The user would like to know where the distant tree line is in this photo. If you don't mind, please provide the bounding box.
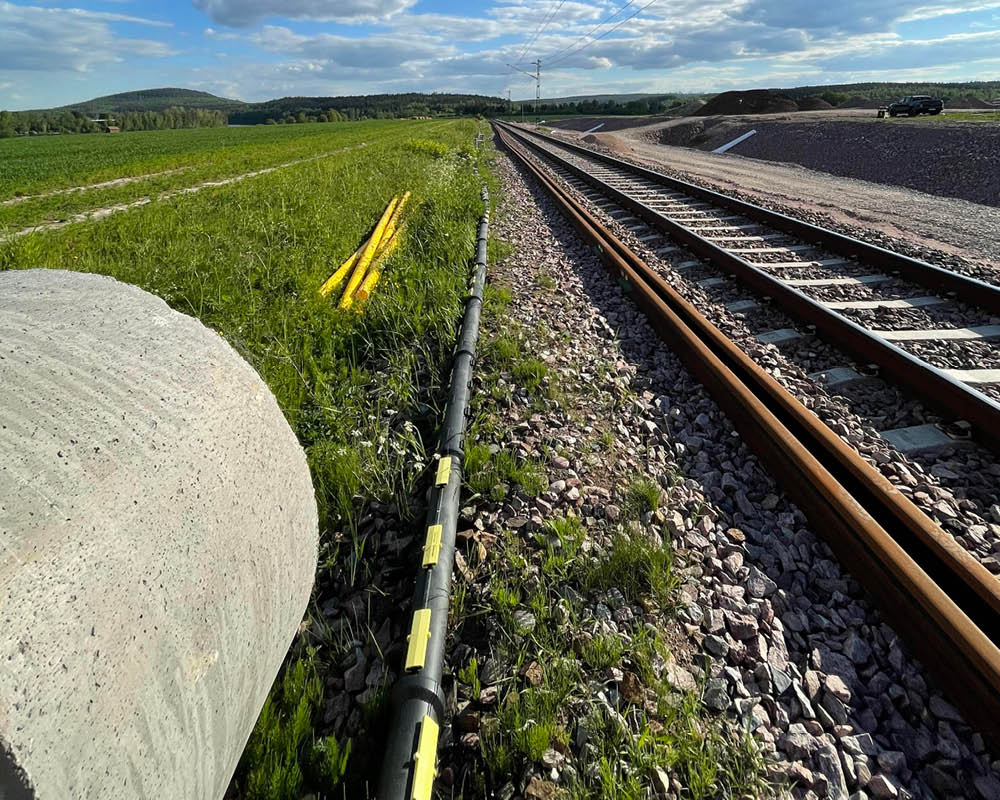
[0,107,226,138]
[514,96,691,116]
[229,93,703,125]
[781,81,1000,104]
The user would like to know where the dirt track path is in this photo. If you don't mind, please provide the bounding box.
[1,168,191,207]
[558,131,1000,265]
[5,145,366,239]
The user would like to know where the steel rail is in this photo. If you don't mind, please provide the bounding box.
[497,121,1000,453]
[379,186,490,800]
[494,122,1000,751]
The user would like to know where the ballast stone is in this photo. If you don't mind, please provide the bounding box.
[0,270,318,800]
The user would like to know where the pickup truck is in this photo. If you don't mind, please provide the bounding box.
[886,96,944,117]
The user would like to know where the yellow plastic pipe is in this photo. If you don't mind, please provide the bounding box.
[385,191,412,234]
[350,191,411,307]
[340,196,400,310]
[318,244,363,298]
[366,190,409,263]
[353,225,405,308]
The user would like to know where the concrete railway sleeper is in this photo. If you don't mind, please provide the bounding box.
[379,186,490,800]
[493,121,1000,754]
[498,123,1000,452]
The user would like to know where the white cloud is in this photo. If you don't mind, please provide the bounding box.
[900,1,1000,22]
[63,8,173,27]
[385,13,507,42]
[252,25,451,67]
[204,27,241,40]
[0,2,176,73]
[193,0,416,27]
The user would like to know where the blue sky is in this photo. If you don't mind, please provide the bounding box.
[1,0,999,109]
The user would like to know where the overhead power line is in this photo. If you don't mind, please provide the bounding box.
[513,0,568,66]
[541,0,636,64]
[546,0,658,68]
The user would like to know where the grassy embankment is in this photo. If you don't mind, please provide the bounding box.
[1,118,497,798]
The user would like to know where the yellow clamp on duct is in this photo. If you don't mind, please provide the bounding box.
[422,524,443,568]
[435,456,452,487]
[405,608,432,671]
[410,715,439,800]
[339,195,400,310]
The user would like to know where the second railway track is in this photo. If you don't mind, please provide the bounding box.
[498,122,1000,454]
[493,119,1000,753]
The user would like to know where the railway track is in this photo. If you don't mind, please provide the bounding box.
[498,122,1000,456]
[493,120,1000,752]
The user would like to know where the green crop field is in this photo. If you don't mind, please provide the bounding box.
[0,122,425,234]
[1,118,496,798]
[0,122,381,198]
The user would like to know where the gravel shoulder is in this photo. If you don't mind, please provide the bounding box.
[549,128,1000,266]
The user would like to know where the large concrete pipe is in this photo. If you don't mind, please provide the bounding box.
[0,270,318,799]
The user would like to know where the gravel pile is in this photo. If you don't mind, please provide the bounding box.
[457,141,1000,799]
[901,339,1000,370]
[794,282,920,303]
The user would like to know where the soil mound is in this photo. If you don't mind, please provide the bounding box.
[581,132,631,154]
[796,95,833,111]
[697,90,798,116]
[668,99,707,116]
[649,118,730,147]
[838,95,883,109]
[946,94,992,109]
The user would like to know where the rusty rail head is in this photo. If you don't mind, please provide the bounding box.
[494,121,1000,752]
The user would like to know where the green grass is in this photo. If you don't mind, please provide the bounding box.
[239,653,352,799]
[623,477,661,519]
[1,118,494,798]
[587,529,678,609]
[512,356,549,393]
[465,442,548,500]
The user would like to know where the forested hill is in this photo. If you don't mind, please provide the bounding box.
[59,88,245,114]
[227,93,506,124]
